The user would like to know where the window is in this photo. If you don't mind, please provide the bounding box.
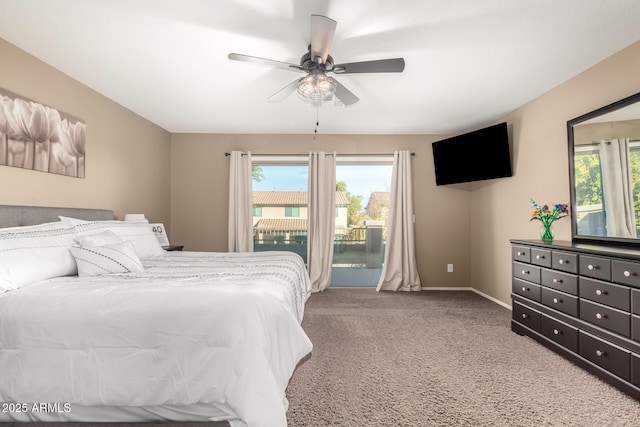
[574,146,604,236]
[251,160,309,262]
[574,141,640,236]
[285,207,300,217]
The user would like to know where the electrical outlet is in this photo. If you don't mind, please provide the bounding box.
[447,263,453,273]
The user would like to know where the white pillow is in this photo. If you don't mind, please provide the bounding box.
[0,220,78,291]
[71,220,164,259]
[0,268,18,294]
[70,241,144,277]
[58,215,95,225]
[75,229,123,247]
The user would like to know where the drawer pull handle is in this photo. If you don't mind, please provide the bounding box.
[595,289,606,296]
[553,329,560,335]
[522,270,529,275]
[624,270,635,277]
[521,313,528,319]
[522,287,528,292]
[536,255,544,260]
[517,251,525,256]
[552,278,563,284]
[596,313,607,320]
[553,298,561,304]
[596,350,606,357]
[559,260,565,265]
[588,264,598,270]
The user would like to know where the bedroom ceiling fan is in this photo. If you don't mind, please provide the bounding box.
[228,15,405,107]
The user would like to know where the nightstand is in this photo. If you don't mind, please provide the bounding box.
[163,245,184,251]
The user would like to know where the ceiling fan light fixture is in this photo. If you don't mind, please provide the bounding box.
[297,72,337,106]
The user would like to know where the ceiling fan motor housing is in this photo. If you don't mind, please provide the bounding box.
[300,50,334,71]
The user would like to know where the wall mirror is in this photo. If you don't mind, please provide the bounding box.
[568,91,640,246]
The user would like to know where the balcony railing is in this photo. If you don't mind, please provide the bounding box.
[253,227,385,267]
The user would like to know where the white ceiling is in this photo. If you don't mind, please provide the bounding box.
[1,0,639,135]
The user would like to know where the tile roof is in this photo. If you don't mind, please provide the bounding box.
[254,218,348,231]
[254,218,308,231]
[253,191,348,206]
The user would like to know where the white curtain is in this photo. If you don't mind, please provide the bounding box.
[600,139,636,238]
[228,151,254,252]
[377,150,421,292]
[307,151,336,292]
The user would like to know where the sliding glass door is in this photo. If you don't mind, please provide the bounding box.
[331,160,393,287]
[251,155,393,288]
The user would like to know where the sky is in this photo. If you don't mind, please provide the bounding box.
[253,165,393,203]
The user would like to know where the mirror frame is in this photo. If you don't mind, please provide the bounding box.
[568,91,640,247]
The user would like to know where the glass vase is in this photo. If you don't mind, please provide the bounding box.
[540,222,554,242]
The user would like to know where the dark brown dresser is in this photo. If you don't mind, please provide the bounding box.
[511,239,640,399]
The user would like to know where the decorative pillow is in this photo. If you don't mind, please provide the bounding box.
[75,229,123,247]
[71,220,164,259]
[0,220,78,291]
[70,241,144,277]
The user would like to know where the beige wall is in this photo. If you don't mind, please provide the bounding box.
[0,39,172,228]
[471,40,640,305]
[170,133,472,288]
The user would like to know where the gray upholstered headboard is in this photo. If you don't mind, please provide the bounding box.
[0,205,115,228]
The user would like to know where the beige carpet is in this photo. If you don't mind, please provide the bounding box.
[285,289,640,427]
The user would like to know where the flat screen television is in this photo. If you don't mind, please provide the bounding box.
[432,122,512,186]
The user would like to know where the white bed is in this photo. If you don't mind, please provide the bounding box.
[0,205,312,427]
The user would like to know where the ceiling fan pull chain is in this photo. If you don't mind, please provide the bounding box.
[314,109,319,139]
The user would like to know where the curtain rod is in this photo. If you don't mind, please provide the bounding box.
[224,152,415,157]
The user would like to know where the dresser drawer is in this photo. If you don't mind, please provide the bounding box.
[541,269,577,296]
[579,331,630,381]
[633,289,640,315]
[632,315,640,342]
[633,353,640,388]
[580,299,630,337]
[552,251,578,274]
[512,245,531,263]
[579,255,611,281]
[612,260,640,288]
[579,277,630,311]
[541,314,578,353]
[513,301,541,332]
[541,288,578,317]
[531,248,552,268]
[513,261,540,284]
[513,278,541,302]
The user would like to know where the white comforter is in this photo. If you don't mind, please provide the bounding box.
[0,251,312,427]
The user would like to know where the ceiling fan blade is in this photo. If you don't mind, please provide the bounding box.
[333,58,405,74]
[267,78,302,102]
[310,15,337,64]
[333,79,359,106]
[228,53,304,72]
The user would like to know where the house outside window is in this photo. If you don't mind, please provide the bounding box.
[253,206,262,217]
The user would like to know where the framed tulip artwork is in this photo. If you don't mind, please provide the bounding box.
[0,88,86,178]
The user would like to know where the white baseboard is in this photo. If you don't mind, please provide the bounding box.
[421,286,512,310]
